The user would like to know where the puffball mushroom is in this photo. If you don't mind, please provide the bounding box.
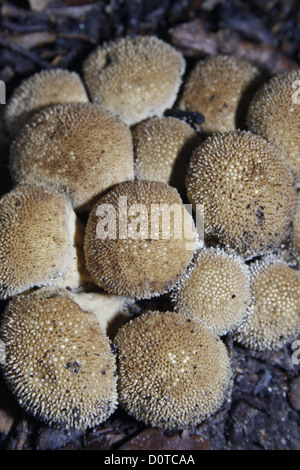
[83,35,186,126]
[4,68,89,138]
[0,289,118,429]
[186,130,297,258]
[114,311,232,430]
[178,55,261,134]
[233,256,300,351]
[246,69,300,184]
[9,102,134,212]
[84,181,198,299]
[0,184,90,299]
[171,247,251,336]
[132,116,197,193]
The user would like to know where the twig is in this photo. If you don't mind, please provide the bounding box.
[57,32,98,44]
[0,33,52,69]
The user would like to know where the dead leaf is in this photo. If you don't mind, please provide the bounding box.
[29,0,54,12]
[118,428,210,451]
[8,32,57,50]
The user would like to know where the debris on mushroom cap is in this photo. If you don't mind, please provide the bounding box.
[9,102,134,212]
[84,180,199,300]
[114,310,232,430]
[246,69,300,184]
[69,290,134,339]
[0,184,91,300]
[233,255,300,351]
[0,289,118,430]
[178,55,261,134]
[132,116,198,194]
[82,35,186,126]
[186,130,297,258]
[171,247,251,336]
[4,68,89,138]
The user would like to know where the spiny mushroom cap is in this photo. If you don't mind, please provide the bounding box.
[84,181,198,299]
[171,247,251,336]
[9,102,134,212]
[114,310,232,430]
[83,35,186,126]
[178,55,261,134]
[246,69,300,183]
[186,130,297,258]
[132,116,197,192]
[0,289,118,430]
[233,256,300,351]
[4,68,89,138]
[0,184,89,300]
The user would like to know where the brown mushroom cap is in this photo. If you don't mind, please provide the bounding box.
[4,68,89,138]
[246,69,300,183]
[9,102,134,212]
[132,116,197,193]
[186,130,297,258]
[233,256,300,351]
[178,55,261,134]
[83,35,185,126]
[171,247,251,336]
[84,180,198,299]
[0,184,90,299]
[114,310,232,430]
[0,289,118,429]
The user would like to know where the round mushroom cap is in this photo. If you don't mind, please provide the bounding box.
[9,102,134,212]
[84,181,198,299]
[4,68,89,138]
[186,130,297,258]
[0,184,89,299]
[83,35,185,126]
[114,310,232,430]
[233,256,300,351]
[0,289,118,430]
[132,116,197,193]
[171,247,251,336]
[246,69,300,183]
[178,55,261,134]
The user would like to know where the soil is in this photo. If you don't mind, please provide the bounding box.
[0,0,299,451]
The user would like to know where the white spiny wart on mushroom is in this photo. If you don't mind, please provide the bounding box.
[233,255,300,351]
[132,116,197,193]
[84,180,198,299]
[83,35,186,126]
[0,34,299,433]
[0,289,118,430]
[186,130,297,258]
[171,247,252,336]
[178,55,261,134]
[114,311,232,430]
[9,102,134,212]
[0,184,90,299]
[247,69,300,184]
[4,68,89,138]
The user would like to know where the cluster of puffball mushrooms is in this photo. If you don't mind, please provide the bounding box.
[0,35,299,432]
